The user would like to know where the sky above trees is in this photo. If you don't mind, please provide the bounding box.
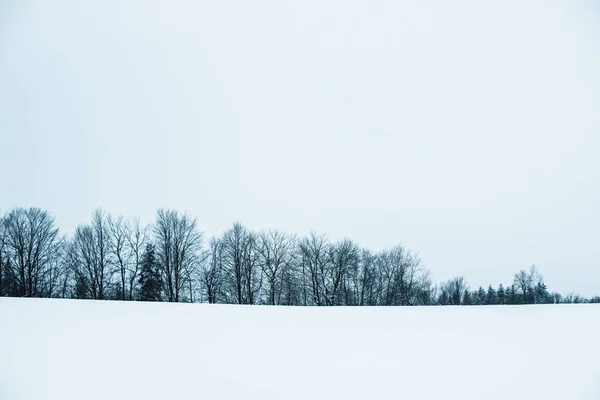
[1,0,599,296]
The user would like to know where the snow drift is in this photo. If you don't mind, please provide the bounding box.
[1,298,599,399]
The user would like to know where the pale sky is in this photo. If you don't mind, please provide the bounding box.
[1,0,599,296]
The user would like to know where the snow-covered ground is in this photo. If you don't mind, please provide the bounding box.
[1,299,599,399]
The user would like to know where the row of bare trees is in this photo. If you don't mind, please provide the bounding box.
[1,207,596,305]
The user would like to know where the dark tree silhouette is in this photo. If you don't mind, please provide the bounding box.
[138,244,162,302]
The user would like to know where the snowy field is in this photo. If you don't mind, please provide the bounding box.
[1,299,599,400]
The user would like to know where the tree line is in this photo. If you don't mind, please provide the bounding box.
[0,207,597,305]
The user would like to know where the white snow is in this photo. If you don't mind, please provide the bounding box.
[1,298,599,399]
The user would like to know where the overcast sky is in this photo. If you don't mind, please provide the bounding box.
[1,0,599,296]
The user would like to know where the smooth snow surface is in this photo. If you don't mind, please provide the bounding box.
[1,299,599,400]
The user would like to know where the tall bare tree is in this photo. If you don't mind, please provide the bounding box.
[202,238,224,304]
[354,249,377,306]
[328,238,359,306]
[68,210,113,300]
[108,215,131,300]
[298,232,330,306]
[257,230,296,305]
[0,211,6,296]
[153,209,203,302]
[513,269,532,304]
[376,246,424,306]
[221,223,262,304]
[2,208,61,297]
[126,217,148,300]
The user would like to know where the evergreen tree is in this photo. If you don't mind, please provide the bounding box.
[138,244,163,302]
[526,286,535,304]
[476,287,487,305]
[437,290,449,305]
[486,285,497,305]
[505,285,518,305]
[463,290,473,305]
[497,284,505,305]
[534,281,550,304]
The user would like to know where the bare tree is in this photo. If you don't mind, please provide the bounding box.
[513,268,535,304]
[220,223,262,304]
[0,211,6,296]
[2,208,62,297]
[153,209,203,302]
[439,276,470,305]
[376,246,424,306]
[105,215,149,301]
[108,215,131,300]
[355,249,377,306]
[126,217,148,300]
[68,210,113,300]
[201,238,224,304]
[327,238,359,306]
[257,230,296,305]
[298,232,330,306]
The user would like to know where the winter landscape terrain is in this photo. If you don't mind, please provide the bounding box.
[1,298,599,400]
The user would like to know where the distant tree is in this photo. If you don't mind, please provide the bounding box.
[437,288,449,305]
[0,214,5,296]
[154,209,203,303]
[414,271,436,306]
[563,292,586,304]
[475,287,487,305]
[108,215,131,300]
[220,223,262,305]
[67,210,113,300]
[279,261,303,306]
[376,245,425,306]
[496,284,505,305]
[439,276,470,305]
[505,285,518,305]
[138,244,162,302]
[534,281,550,304]
[298,232,330,306]
[2,208,62,297]
[201,238,225,304]
[486,285,497,305]
[463,290,473,305]
[513,269,532,304]
[327,239,360,306]
[353,249,377,306]
[589,296,600,304]
[257,230,296,305]
[126,218,148,300]
[551,292,562,304]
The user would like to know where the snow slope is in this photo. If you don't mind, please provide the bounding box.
[1,299,599,400]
